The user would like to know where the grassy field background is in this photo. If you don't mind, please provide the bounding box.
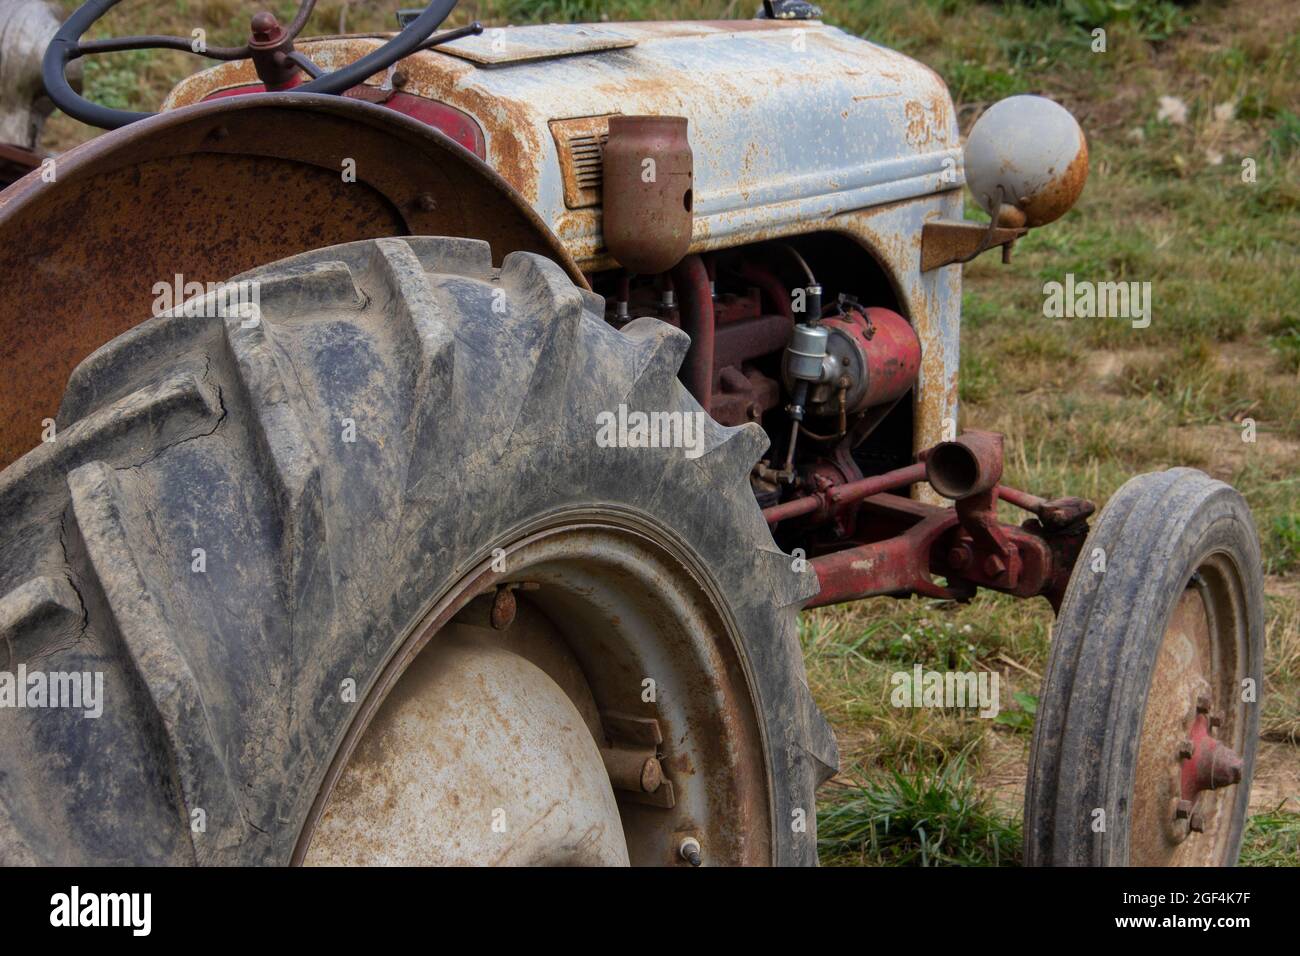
[42,0,1300,865]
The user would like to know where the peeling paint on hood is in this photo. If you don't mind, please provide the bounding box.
[165,20,962,262]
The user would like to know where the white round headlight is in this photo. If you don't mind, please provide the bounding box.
[965,94,1089,228]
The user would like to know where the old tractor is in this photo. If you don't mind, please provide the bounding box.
[0,0,1263,867]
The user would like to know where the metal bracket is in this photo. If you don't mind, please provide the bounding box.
[920,217,1027,272]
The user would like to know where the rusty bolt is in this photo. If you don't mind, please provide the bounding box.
[1196,694,1211,714]
[1177,740,1194,760]
[1174,799,1193,820]
[983,554,1006,578]
[679,836,702,867]
[639,757,664,793]
[948,544,972,571]
[1188,812,1205,834]
[392,70,408,89]
[489,587,517,630]
[250,11,284,45]
[414,193,438,213]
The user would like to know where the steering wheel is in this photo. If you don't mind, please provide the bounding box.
[43,0,476,130]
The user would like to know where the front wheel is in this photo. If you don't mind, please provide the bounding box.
[1025,468,1264,866]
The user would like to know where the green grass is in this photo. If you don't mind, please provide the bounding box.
[81,48,154,112]
[993,691,1038,734]
[1240,810,1300,866]
[1266,513,1300,575]
[818,753,1022,866]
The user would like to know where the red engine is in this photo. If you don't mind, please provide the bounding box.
[590,241,922,517]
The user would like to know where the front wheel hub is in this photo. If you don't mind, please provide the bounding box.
[1137,580,1253,862]
[1180,707,1248,811]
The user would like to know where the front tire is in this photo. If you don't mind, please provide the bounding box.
[1025,468,1264,866]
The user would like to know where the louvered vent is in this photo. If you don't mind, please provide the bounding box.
[550,115,619,209]
[570,132,608,192]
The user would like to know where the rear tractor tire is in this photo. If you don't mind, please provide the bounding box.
[0,237,838,866]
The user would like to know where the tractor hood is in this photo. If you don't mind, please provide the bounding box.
[164,19,961,268]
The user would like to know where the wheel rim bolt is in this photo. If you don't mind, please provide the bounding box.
[490,587,517,630]
[639,757,664,793]
[679,836,702,867]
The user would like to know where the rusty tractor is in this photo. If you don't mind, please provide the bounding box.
[0,0,1263,867]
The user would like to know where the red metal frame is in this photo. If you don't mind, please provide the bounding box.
[764,430,1094,611]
